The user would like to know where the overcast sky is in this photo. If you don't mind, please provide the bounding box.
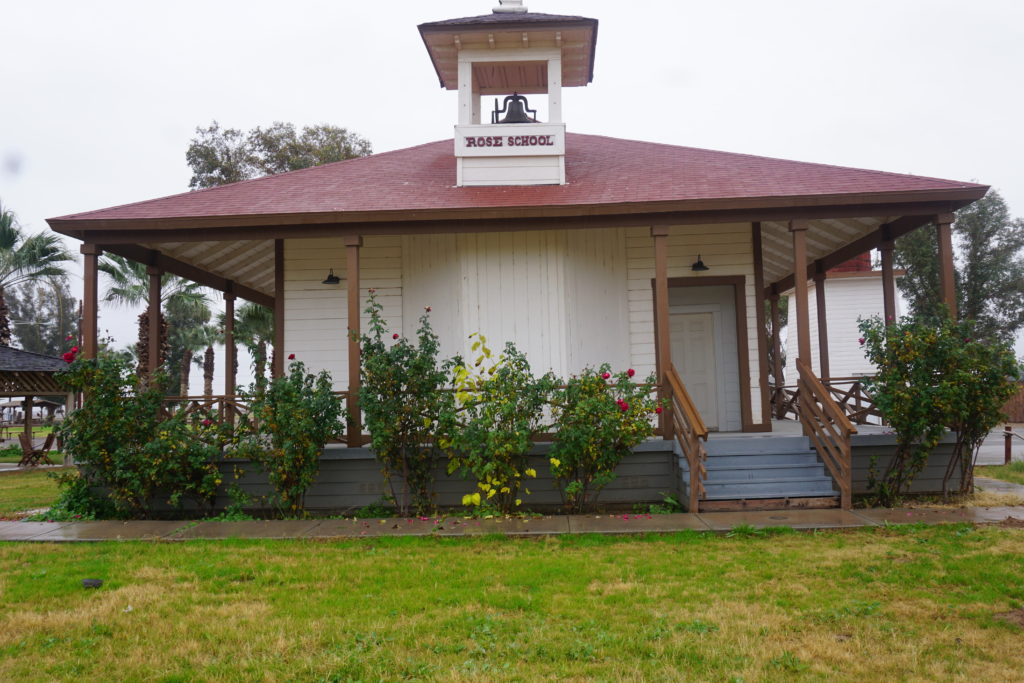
[2,0,1022,387]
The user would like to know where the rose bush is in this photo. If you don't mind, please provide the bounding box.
[549,365,659,513]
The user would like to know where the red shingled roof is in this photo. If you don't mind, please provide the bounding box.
[49,133,985,225]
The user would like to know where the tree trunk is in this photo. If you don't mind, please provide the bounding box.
[136,311,149,375]
[255,341,268,385]
[180,349,193,396]
[203,346,214,397]
[0,287,10,347]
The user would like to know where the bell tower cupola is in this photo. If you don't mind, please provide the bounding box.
[419,1,598,186]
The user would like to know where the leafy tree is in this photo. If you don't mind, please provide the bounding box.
[98,254,211,378]
[0,200,74,346]
[895,190,1024,344]
[859,313,1019,505]
[186,120,372,189]
[8,279,79,357]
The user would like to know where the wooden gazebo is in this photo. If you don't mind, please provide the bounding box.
[0,346,71,440]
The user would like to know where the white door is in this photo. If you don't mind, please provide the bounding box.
[670,312,719,430]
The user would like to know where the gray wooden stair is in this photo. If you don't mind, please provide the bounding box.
[681,435,839,507]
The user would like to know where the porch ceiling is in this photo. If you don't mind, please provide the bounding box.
[140,239,276,298]
[759,216,890,285]
[134,215,893,302]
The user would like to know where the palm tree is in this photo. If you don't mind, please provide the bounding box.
[0,201,74,346]
[98,254,211,375]
[172,325,209,396]
[192,324,221,397]
[227,302,274,386]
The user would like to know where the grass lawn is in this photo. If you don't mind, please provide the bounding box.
[0,469,64,519]
[978,461,1024,486]
[1,525,1023,680]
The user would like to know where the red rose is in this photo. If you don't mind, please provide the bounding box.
[62,352,74,362]
[602,372,611,380]
[201,419,212,426]
[858,337,865,346]
[71,346,79,353]
[393,333,399,340]
[424,306,432,312]
[655,406,663,414]
[620,402,629,412]
[65,334,73,341]
[288,353,296,360]
[368,288,376,294]
[627,368,635,378]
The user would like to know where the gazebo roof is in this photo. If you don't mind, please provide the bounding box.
[0,346,69,395]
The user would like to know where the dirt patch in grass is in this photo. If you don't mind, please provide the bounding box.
[995,609,1024,628]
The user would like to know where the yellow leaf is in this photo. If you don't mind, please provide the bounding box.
[515,499,522,506]
[525,468,537,478]
[500,486,510,494]
[462,493,474,506]
[549,458,561,468]
[471,341,481,351]
[486,488,497,499]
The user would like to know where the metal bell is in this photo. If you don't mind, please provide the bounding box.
[492,93,538,124]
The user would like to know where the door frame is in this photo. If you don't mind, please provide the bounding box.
[652,275,758,432]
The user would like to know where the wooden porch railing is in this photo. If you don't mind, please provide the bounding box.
[664,363,709,512]
[796,359,856,509]
[772,375,883,425]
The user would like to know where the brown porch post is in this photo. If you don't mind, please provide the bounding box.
[651,226,674,440]
[752,222,771,427]
[346,235,363,447]
[272,239,285,378]
[769,289,784,418]
[223,288,236,404]
[81,244,101,360]
[790,221,812,363]
[147,266,162,374]
[935,213,957,319]
[880,233,896,326]
[813,263,830,381]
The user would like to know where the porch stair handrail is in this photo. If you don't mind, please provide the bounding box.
[665,363,709,512]
[796,358,856,509]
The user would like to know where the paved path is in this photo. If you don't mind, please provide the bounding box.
[3,506,1024,542]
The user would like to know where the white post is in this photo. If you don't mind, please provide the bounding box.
[548,56,563,123]
[458,59,473,125]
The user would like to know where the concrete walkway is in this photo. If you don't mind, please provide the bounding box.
[3,505,1024,542]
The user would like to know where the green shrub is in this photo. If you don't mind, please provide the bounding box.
[34,469,118,521]
[549,365,659,513]
[232,358,343,516]
[442,336,557,514]
[360,291,453,516]
[57,355,223,517]
[859,313,1019,504]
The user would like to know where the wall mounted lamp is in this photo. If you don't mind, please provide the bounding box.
[322,269,342,285]
[691,255,710,272]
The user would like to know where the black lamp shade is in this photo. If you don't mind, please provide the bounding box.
[322,269,342,285]
[691,255,710,272]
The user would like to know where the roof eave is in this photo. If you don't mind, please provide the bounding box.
[47,185,989,238]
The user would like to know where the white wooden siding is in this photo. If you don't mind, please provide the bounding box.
[626,224,764,428]
[284,236,402,391]
[459,156,564,186]
[783,275,895,383]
